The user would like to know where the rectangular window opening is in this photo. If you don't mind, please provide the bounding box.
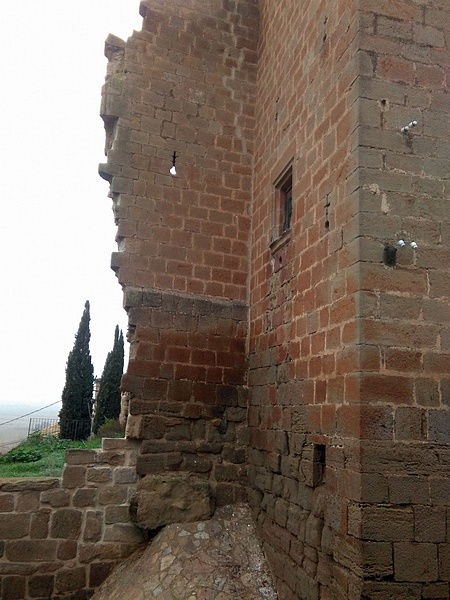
[271,164,293,249]
[313,444,326,487]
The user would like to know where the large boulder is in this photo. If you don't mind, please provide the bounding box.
[129,474,212,530]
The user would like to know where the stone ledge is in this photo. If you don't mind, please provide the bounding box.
[0,478,60,492]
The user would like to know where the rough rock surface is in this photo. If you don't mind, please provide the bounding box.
[92,504,277,600]
[130,474,213,530]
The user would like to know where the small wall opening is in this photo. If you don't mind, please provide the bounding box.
[313,444,326,487]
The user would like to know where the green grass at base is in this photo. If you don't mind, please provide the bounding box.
[0,435,102,478]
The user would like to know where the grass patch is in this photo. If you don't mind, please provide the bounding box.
[0,434,102,478]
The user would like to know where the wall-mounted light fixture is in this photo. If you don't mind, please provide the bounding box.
[169,151,177,176]
[398,239,418,249]
[400,120,418,133]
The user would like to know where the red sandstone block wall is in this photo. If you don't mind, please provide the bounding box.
[355,1,450,597]
[100,0,257,503]
[248,0,361,597]
[0,440,142,600]
[102,0,258,302]
[248,0,450,598]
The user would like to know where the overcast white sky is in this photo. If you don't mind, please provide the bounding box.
[0,2,143,410]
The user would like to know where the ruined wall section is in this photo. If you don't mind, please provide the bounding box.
[0,439,143,600]
[248,0,364,598]
[99,0,258,504]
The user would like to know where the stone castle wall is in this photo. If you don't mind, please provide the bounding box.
[4,1,446,599]
[99,0,258,504]
[0,439,143,600]
[248,0,450,598]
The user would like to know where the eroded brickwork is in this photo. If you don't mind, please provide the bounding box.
[0,439,143,600]
[100,0,257,505]
[97,0,450,599]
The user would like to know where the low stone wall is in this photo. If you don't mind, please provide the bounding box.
[0,438,145,600]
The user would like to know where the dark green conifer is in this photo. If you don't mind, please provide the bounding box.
[92,325,124,434]
[59,301,94,440]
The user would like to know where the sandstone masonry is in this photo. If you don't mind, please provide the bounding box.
[0,439,143,600]
[50,0,450,598]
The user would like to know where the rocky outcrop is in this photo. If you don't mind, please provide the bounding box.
[92,504,277,600]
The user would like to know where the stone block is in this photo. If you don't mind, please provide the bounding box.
[40,489,71,507]
[65,449,98,465]
[55,567,86,592]
[28,574,54,598]
[113,467,138,484]
[103,523,144,543]
[362,541,393,578]
[182,455,213,473]
[0,514,30,539]
[130,474,212,530]
[83,511,103,543]
[431,478,450,505]
[73,488,98,507]
[0,478,59,492]
[0,493,14,512]
[96,450,126,466]
[30,511,50,539]
[360,507,414,541]
[414,506,446,543]
[394,542,438,582]
[102,437,138,450]
[89,561,115,587]
[6,540,57,562]
[98,485,128,505]
[389,475,430,505]
[361,582,422,600]
[86,466,113,483]
[2,576,26,600]
[105,505,130,524]
[50,508,83,539]
[78,543,123,563]
[429,411,450,443]
[438,544,450,580]
[15,491,40,512]
[57,540,77,560]
[62,465,86,489]
[422,582,449,599]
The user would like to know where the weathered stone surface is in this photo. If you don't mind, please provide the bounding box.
[83,511,103,543]
[5,540,57,562]
[41,489,71,507]
[55,567,87,592]
[0,514,30,539]
[73,487,98,507]
[50,508,83,539]
[129,474,212,530]
[90,505,276,600]
[0,478,59,492]
[2,575,26,600]
[28,574,55,598]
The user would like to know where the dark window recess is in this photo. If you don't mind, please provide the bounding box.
[282,183,293,233]
[313,444,326,487]
[271,165,293,247]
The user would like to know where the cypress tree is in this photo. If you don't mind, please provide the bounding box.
[59,301,94,440]
[92,325,124,434]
